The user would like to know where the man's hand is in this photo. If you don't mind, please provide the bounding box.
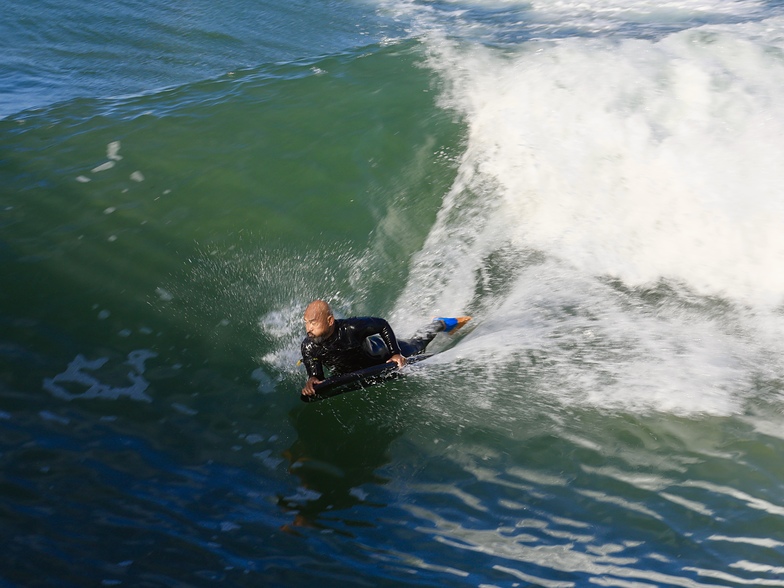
[387,354,406,369]
[302,376,323,397]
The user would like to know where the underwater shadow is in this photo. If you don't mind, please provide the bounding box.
[279,394,405,532]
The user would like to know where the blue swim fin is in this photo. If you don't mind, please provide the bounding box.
[434,316,472,333]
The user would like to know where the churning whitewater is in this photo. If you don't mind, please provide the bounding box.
[3,0,784,586]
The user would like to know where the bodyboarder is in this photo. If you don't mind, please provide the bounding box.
[300,299,470,397]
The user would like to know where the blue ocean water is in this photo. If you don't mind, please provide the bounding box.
[3,0,784,586]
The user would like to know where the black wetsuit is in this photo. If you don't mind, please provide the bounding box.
[301,317,435,380]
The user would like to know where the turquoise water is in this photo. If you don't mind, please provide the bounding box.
[3,0,784,586]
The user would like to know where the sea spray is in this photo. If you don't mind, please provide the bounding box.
[390,11,784,417]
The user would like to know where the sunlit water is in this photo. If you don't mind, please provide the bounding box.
[2,0,784,586]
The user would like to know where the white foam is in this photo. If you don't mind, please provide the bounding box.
[527,0,766,26]
[415,260,781,417]
[416,21,784,305]
[92,161,115,173]
[391,15,784,417]
[107,141,122,161]
[381,0,766,41]
[43,351,157,403]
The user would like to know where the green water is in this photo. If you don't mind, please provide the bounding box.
[2,43,460,372]
[4,1,784,586]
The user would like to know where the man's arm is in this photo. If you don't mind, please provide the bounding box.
[300,339,325,397]
[360,317,406,368]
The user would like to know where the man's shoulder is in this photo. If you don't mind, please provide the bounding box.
[337,316,384,334]
[341,316,384,326]
[333,316,370,330]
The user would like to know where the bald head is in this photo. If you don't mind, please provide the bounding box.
[303,300,335,342]
[305,299,332,318]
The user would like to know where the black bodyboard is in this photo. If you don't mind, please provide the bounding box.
[300,354,431,403]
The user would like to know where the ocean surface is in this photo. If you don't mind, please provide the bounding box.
[3,0,784,585]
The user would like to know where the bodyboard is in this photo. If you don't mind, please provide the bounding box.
[301,354,432,403]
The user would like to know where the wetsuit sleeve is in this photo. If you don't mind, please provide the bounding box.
[300,338,325,380]
[356,317,401,357]
[378,319,402,356]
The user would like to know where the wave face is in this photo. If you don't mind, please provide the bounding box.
[0,0,399,117]
[2,0,784,586]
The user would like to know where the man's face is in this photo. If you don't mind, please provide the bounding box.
[304,307,334,342]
